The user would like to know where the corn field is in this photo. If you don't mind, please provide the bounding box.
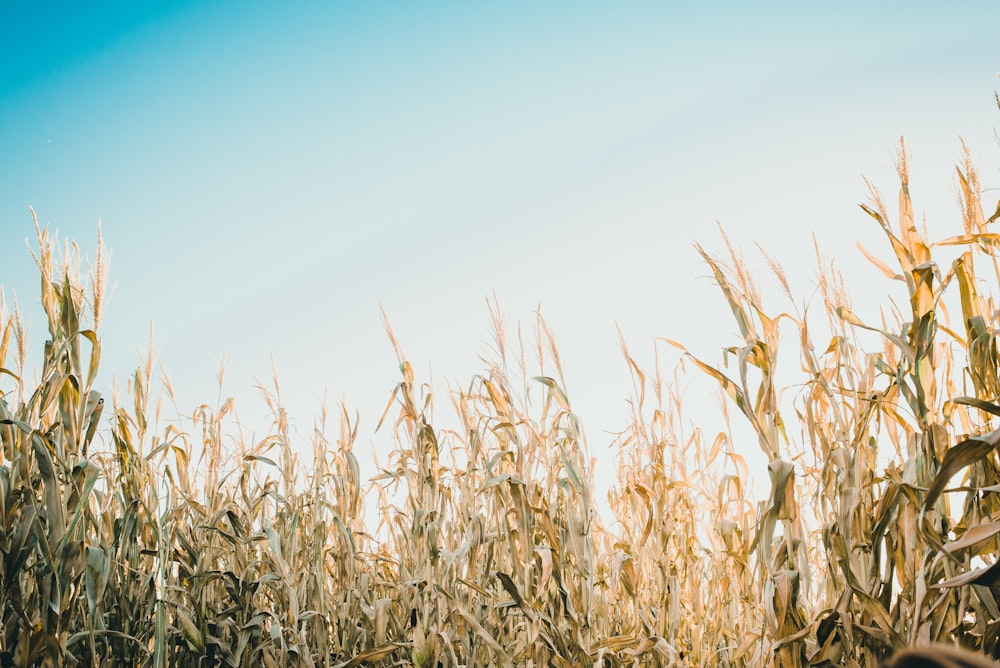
[3,125,1000,666]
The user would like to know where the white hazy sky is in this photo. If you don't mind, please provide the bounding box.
[2,2,999,511]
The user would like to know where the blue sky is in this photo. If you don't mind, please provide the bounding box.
[2,2,999,510]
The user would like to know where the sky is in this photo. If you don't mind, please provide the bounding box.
[2,1,999,518]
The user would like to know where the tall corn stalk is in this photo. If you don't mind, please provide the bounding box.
[678,138,1000,665]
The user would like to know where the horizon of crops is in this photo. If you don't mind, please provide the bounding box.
[3,122,1000,665]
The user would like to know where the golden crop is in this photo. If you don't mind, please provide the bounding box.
[2,123,1000,665]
